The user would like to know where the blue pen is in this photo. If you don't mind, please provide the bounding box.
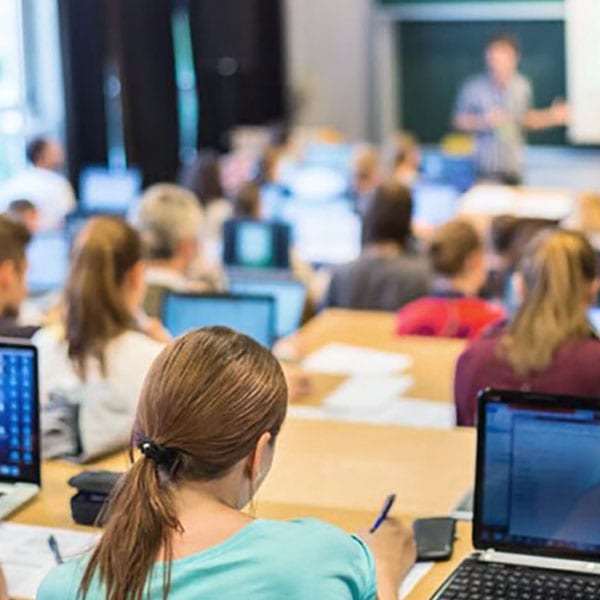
[48,534,64,565]
[369,494,396,534]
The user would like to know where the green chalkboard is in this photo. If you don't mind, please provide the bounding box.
[398,21,567,145]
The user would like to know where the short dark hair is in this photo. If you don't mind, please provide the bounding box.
[7,199,37,215]
[0,215,31,264]
[234,182,261,219]
[362,182,413,247]
[487,33,520,54]
[26,137,49,165]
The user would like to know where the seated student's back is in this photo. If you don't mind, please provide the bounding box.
[39,327,416,599]
[454,229,600,426]
[325,182,430,311]
[397,220,504,339]
[33,218,168,456]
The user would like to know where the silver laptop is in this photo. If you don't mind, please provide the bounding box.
[431,388,600,599]
[0,339,40,519]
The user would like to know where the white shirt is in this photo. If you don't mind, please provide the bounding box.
[33,327,164,412]
[0,166,76,230]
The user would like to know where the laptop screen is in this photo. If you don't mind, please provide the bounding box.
[475,390,600,560]
[79,166,142,214]
[223,220,291,270]
[26,232,70,293]
[162,293,276,348]
[229,279,306,339]
[0,343,39,485]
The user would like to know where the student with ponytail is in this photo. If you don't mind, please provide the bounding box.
[454,229,600,426]
[38,327,416,600]
[33,218,169,450]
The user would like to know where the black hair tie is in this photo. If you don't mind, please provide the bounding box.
[139,439,180,474]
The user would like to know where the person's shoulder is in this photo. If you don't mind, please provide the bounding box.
[112,330,165,359]
[37,559,85,600]
[460,73,489,92]
[32,325,66,350]
[253,519,376,593]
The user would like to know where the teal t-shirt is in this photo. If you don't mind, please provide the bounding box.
[37,519,377,600]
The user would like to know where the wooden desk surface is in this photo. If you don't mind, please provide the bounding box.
[11,419,476,599]
[293,309,466,405]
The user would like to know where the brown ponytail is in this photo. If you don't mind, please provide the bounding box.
[81,327,288,600]
[65,217,143,379]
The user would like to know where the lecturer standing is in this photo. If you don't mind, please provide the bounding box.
[453,34,569,185]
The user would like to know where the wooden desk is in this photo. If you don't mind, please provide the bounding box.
[293,309,465,405]
[11,419,476,599]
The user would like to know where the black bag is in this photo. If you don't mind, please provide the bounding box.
[68,470,123,526]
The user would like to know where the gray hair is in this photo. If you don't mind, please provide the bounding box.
[131,184,203,260]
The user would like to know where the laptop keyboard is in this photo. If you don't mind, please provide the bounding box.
[436,558,600,599]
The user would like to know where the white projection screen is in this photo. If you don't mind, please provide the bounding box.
[566,0,600,143]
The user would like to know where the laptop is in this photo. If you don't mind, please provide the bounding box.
[78,166,142,215]
[411,182,460,226]
[161,292,276,348]
[229,277,306,339]
[222,220,291,270]
[26,231,70,294]
[431,388,600,599]
[0,340,40,519]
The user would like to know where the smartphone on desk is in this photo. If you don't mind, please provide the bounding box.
[413,517,456,562]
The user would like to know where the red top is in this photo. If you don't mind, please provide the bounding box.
[396,295,505,341]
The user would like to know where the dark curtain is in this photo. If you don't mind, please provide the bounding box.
[57,0,109,192]
[116,0,180,185]
[189,0,286,152]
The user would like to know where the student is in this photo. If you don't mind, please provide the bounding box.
[387,132,421,188]
[178,150,233,247]
[454,229,600,426]
[325,182,431,312]
[233,181,262,220]
[33,217,168,412]
[0,136,76,230]
[351,145,381,216]
[38,327,416,600]
[131,184,220,317]
[397,220,504,339]
[0,216,40,338]
[5,198,40,234]
[562,191,600,250]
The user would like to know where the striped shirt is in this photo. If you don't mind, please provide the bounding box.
[454,73,533,179]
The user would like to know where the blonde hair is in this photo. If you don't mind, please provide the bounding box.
[500,229,597,376]
[565,191,600,237]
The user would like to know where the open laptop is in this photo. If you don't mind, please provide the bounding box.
[222,220,291,270]
[432,388,600,599]
[0,340,40,519]
[26,231,70,294]
[161,292,276,348]
[78,166,142,215]
[229,277,306,339]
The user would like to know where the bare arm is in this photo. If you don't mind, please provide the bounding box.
[0,564,8,600]
[359,518,417,600]
[524,100,570,131]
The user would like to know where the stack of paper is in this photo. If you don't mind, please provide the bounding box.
[0,522,98,598]
[302,343,413,375]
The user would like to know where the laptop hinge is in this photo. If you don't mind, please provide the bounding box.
[480,549,600,575]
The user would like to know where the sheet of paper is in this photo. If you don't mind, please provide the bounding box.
[323,375,414,412]
[399,562,434,599]
[0,522,98,599]
[289,379,454,430]
[302,343,413,376]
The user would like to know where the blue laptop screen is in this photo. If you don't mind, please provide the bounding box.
[163,294,275,348]
[0,345,39,484]
[79,167,142,213]
[229,280,306,338]
[26,232,69,293]
[477,400,600,557]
